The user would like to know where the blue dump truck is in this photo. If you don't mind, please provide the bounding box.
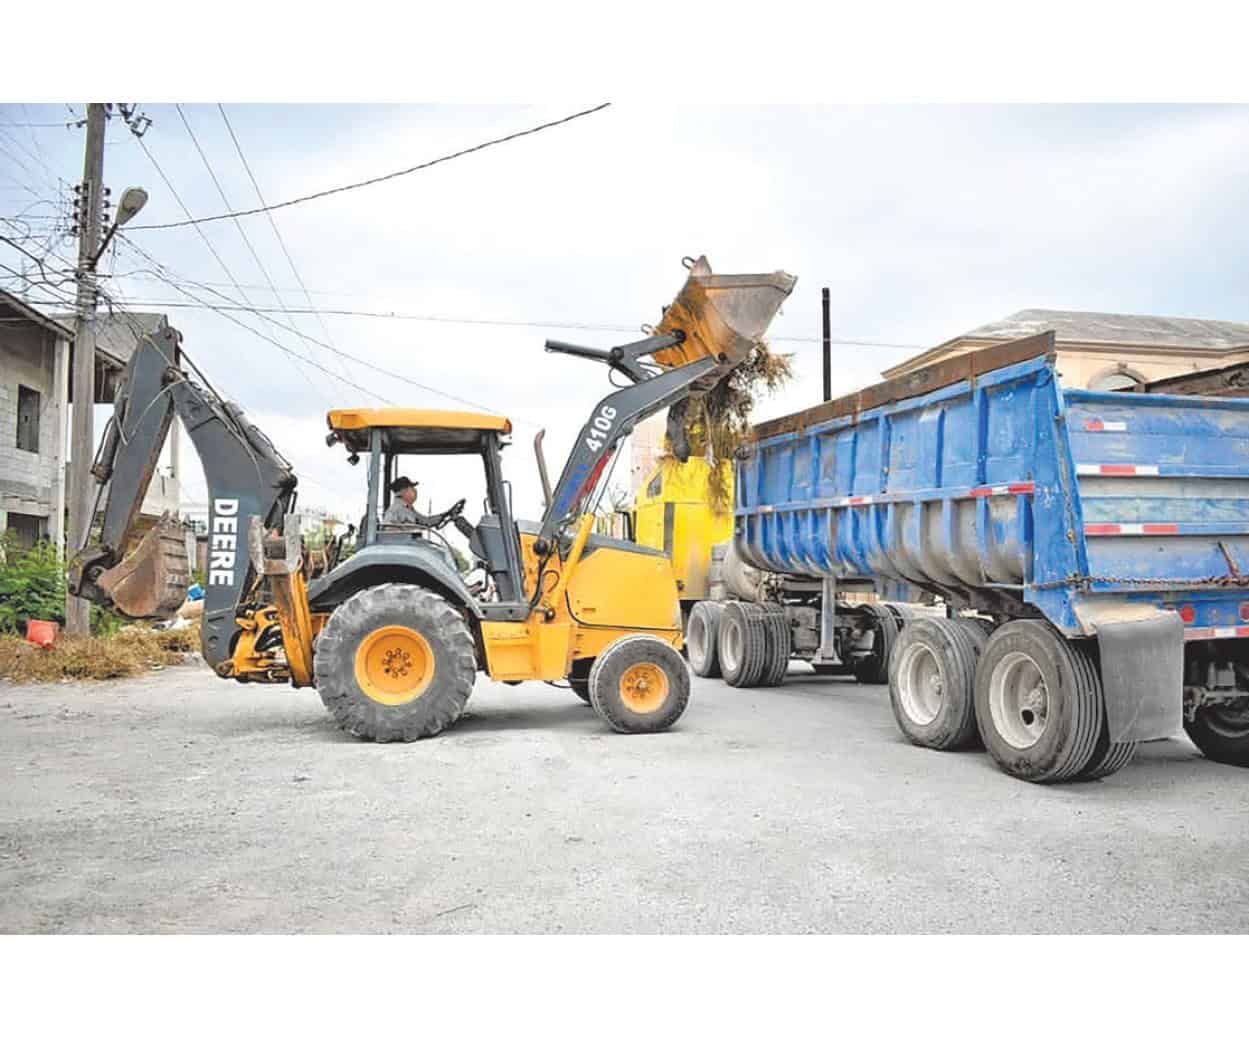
[696,331,1249,782]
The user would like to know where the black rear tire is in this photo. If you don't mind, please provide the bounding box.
[852,603,899,684]
[314,583,476,742]
[1184,701,1249,766]
[588,635,690,734]
[758,604,791,687]
[717,601,769,688]
[888,617,981,750]
[974,620,1103,783]
[686,601,724,678]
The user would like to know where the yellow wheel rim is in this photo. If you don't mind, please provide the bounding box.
[354,625,435,705]
[619,662,669,714]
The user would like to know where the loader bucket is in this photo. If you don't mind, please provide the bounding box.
[652,255,797,372]
[96,512,191,620]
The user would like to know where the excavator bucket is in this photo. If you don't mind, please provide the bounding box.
[652,255,797,372]
[96,512,191,620]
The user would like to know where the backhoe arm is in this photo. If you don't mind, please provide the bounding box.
[536,331,716,550]
[534,256,797,552]
[69,322,297,669]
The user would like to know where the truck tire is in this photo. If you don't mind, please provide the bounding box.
[717,601,768,688]
[888,617,981,750]
[1065,641,1139,780]
[314,583,476,742]
[686,601,725,678]
[853,603,899,685]
[588,635,690,734]
[758,604,791,687]
[974,620,1103,783]
[1184,701,1249,766]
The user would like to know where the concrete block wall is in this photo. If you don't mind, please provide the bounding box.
[0,326,60,526]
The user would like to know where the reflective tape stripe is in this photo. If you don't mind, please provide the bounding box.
[1184,626,1249,641]
[969,481,1035,498]
[1083,420,1127,432]
[1076,463,1160,476]
[1085,523,1180,536]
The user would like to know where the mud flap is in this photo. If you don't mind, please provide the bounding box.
[1096,612,1183,742]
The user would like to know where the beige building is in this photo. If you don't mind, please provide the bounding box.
[882,309,1249,391]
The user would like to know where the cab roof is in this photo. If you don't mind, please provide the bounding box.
[327,408,512,454]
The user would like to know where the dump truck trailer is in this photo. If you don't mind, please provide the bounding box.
[696,330,1249,782]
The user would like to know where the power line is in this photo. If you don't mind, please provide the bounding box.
[116,233,541,423]
[133,127,335,409]
[69,294,927,350]
[174,103,336,408]
[217,103,357,386]
[129,102,612,231]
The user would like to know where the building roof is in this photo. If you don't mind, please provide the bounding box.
[0,288,74,340]
[883,307,1249,378]
[957,309,1249,350]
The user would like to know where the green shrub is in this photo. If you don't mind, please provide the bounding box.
[0,536,67,633]
[0,534,123,636]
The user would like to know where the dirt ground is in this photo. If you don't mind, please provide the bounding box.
[2,662,1246,933]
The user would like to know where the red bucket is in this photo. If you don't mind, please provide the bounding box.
[26,619,59,649]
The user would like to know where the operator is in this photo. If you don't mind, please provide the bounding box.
[384,476,475,539]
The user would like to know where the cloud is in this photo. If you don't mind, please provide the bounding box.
[7,103,1248,521]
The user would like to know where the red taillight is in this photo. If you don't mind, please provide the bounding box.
[1239,603,1249,622]
[1179,604,1196,624]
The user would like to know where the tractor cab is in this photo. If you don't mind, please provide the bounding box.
[320,408,529,616]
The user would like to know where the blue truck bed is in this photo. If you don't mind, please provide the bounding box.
[730,332,1249,776]
[738,346,1249,637]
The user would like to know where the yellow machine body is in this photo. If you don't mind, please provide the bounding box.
[479,516,683,682]
[634,457,734,603]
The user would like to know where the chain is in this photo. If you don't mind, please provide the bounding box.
[1033,574,1249,591]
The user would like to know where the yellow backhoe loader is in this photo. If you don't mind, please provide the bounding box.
[69,257,796,741]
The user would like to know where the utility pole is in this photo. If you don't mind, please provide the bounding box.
[822,287,832,402]
[65,103,107,635]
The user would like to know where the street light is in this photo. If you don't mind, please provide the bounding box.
[92,186,147,266]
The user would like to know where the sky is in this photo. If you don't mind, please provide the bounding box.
[3,102,1249,528]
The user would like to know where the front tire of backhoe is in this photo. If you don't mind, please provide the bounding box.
[589,635,690,734]
[314,583,476,742]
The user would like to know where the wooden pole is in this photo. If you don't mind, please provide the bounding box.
[65,103,107,635]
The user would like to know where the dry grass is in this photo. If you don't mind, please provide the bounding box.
[671,340,793,508]
[0,623,200,683]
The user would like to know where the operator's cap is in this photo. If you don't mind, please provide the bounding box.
[389,476,418,493]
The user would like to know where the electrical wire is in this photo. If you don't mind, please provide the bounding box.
[133,127,334,410]
[217,103,357,386]
[173,104,335,409]
[116,233,543,422]
[128,102,612,231]
[51,294,927,351]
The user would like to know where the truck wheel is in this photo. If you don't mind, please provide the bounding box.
[758,604,791,686]
[974,620,1103,783]
[852,603,899,684]
[588,635,690,733]
[686,601,725,678]
[569,657,593,704]
[314,583,476,742]
[1184,700,1249,766]
[717,602,769,687]
[888,617,981,750]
